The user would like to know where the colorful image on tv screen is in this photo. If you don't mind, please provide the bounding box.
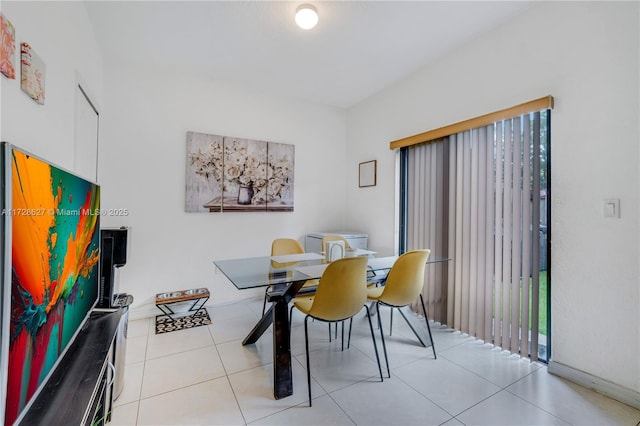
[4,148,100,425]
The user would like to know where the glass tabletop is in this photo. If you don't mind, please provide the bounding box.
[213,256,323,290]
[213,253,450,290]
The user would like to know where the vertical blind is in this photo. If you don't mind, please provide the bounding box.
[403,106,549,361]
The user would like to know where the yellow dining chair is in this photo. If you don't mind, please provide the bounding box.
[292,256,383,406]
[320,235,352,340]
[367,249,436,377]
[272,238,305,257]
[317,234,383,341]
[288,234,351,341]
[263,238,318,315]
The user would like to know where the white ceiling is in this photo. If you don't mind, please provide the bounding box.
[84,1,534,109]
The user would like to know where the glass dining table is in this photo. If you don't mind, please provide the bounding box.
[213,251,449,400]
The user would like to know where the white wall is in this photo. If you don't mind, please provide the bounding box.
[3,0,638,404]
[346,1,639,397]
[0,1,103,171]
[98,63,349,317]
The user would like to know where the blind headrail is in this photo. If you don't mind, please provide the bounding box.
[389,95,554,150]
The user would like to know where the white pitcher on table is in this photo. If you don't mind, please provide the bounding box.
[325,241,345,262]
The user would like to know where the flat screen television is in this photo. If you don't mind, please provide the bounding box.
[0,142,101,425]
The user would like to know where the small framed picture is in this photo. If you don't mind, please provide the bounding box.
[359,160,376,187]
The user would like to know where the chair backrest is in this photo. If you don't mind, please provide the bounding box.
[378,249,431,307]
[308,256,367,321]
[271,238,305,256]
[321,234,352,250]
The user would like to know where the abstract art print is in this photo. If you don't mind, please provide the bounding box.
[186,131,294,212]
[20,42,45,104]
[1,144,100,425]
[0,13,16,79]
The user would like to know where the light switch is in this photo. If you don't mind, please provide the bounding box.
[603,199,620,218]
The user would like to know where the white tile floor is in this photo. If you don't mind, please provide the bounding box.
[110,297,640,425]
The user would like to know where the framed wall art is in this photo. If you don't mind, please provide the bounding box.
[185,131,294,212]
[20,42,45,104]
[359,160,376,188]
[0,13,16,79]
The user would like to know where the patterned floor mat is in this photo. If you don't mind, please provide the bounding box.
[155,308,211,334]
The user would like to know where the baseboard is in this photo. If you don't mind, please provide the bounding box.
[548,360,640,410]
[128,292,263,321]
[129,304,158,321]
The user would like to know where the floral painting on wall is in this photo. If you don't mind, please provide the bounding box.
[186,131,294,212]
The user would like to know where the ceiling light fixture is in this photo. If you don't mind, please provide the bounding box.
[295,4,318,30]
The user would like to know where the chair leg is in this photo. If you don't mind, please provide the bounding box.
[304,316,312,407]
[389,308,393,336]
[347,317,353,349]
[375,302,390,378]
[328,323,332,342]
[364,305,384,382]
[419,294,437,359]
[341,320,345,351]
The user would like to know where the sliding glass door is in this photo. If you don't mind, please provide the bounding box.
[399,110,551,362]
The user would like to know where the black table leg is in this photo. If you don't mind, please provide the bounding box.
[242,280,306,399]
[242,304,274,345]
[272,297,293,399]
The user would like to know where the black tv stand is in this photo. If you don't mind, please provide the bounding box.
[18,309,122,425]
